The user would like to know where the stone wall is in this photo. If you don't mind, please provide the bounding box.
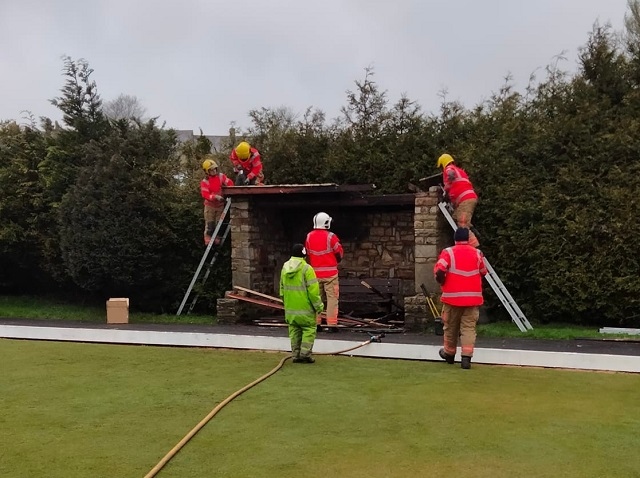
[218,187,448,326]
[339,210,415,295]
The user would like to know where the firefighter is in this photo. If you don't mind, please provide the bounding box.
[305,212,344,328]
[437,153,480,247]
[230,141,264,186]
[280,243,324,363]
[200,156,234,246]
[434,227,487,369]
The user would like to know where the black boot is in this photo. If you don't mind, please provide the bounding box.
[439,348,455,365]
[461,356,472,369]
[299,356,315,364]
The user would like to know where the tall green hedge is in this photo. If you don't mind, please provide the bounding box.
[1,15,640,323]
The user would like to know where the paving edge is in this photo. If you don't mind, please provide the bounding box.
[2,325,639,373]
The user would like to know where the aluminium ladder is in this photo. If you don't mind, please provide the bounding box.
[437,201,533,332]
[176,198,232,316]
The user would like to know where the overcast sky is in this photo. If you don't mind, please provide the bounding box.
[0,0,631,134]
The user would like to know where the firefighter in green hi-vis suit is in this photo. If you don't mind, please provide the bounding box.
[280,243,325,364]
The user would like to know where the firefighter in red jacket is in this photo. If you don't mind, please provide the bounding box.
[230,141,264,186]
[434,227,487,369]
[305,212,344,328]
[437,153,479,247]
[200,157,234,246]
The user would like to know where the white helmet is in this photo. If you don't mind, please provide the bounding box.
[313,212,332,229]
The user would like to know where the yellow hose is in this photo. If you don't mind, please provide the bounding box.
[144,338,375,478]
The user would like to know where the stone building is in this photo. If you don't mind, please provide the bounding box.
[216,184,451,329]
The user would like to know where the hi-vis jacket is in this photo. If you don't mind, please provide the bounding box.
[434,243,487,307]
[200,173,233,208]
[305,229,344,279]
[230,146,263,181]
[279,256,324,323]
[443,163,478,207]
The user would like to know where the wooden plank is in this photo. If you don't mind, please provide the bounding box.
[226,293,284,310]
[233,285,283,303]
[223,184,374,196]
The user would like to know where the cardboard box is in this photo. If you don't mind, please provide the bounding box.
[106,298,130,324]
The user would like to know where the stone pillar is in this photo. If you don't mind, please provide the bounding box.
[216,296,240,324]
[414,188,441,295]
[217,197,288,323]
[229,198,255,289]
[217,198,259,323]
[403,293,428,330]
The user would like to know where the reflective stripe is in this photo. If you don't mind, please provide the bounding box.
[447,247,482,277]
[455,189,475,204]
[436,258,449,268]
[445,248,454,265]
[285,309,317,316]
[313,266,338,272]
[306,232,334,255]
[449,268,479,277]
[449,167,468,183]
[441,292,483,298]
[282,285,307,291]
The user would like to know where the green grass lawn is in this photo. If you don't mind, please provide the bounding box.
[0,295,214,325]
[1,339,639,478]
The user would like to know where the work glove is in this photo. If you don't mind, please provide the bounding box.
[435,269,446,285]
[242,176,250,185]
[214,194,224,201]
[441,191,450,204]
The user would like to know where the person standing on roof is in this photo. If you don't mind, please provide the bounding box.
[200,155,234,246]
[280,243,324,363]
[437,153,480,247]
[305,212,344,329]
[434,227,487,369]
[230,141,264,186]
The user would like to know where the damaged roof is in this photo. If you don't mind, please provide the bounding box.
[223,183,415,207]
[223,183,375,196]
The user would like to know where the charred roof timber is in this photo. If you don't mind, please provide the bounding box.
[223,183,374,196]
[222,183,415,208]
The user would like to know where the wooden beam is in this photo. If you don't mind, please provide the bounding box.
[233,286,283,303]
[226,293,284,310]
[223,184,374,196]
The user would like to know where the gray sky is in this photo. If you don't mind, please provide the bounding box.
[0,0,631,134]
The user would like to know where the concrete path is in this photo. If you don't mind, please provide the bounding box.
[1,319,639,373]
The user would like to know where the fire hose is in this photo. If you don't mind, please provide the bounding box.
[143,333,384,478]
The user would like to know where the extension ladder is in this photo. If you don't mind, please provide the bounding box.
[176,198,232,316]
[437,201,533,332]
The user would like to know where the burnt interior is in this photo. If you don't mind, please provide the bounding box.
[228,189,416,317]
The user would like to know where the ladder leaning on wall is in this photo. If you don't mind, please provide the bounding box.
[176,198,232,316]
[437,201,533,332]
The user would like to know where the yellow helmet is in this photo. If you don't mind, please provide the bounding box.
[202,158,218,173]
[436,153,454,169]
[235,141,251,160]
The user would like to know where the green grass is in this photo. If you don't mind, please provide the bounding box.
[476,321,629,340]
[0,295,214,325]
[1,294,637,340]
[1,339,639,478]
